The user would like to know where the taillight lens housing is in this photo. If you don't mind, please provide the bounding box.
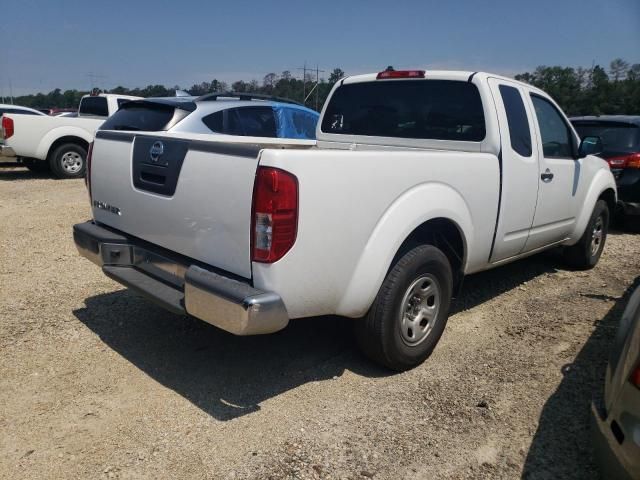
[607,152,640,169]
[631,365,640,389]
[1,116,14,139]
[251,167,298,263]
[376,69,425,79]
[85,141,94,199]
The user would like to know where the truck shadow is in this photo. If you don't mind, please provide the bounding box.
[0,164,50,180]
[73,251,567,422]
[73,294,383,421]
[453,249,561,314]
[521,276,640,479]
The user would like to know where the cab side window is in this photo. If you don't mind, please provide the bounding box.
[499,85,532,157]
[530,95,574,158]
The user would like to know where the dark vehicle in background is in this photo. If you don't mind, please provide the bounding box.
[571,117,640,223]
[591,284,640,480]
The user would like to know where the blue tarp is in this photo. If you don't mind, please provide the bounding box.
[273,104,319,140]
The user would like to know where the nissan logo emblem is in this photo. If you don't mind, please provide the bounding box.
[150,141,164,162]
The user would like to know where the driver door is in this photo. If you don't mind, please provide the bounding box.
[523,93,582,252]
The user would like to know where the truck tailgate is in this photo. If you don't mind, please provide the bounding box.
[90,131,262,279]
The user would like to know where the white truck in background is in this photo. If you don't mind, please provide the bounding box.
[0,93,140,178]
[74,69,616,370]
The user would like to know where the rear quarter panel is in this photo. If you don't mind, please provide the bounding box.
[5,114,102,160]
[253,148,500,319]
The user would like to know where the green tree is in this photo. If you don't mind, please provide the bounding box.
[610,58,630,82]
[328,68,345,84]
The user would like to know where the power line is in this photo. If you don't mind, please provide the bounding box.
[296,62,325,109]
[86,72,107,91]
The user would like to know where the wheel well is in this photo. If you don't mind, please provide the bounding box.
[599,188,616,215]
[394,218,466,292]
[47,136,89,160]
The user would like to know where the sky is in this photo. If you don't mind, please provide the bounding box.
[1,0,639,97]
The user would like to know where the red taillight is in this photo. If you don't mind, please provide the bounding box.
[607,153,640,169]
[85,141,94,200]
[376,70,425,79]
[1,116,14,139]
[631,365,640,389]
[251,167,298,263]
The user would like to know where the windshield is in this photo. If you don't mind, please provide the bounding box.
[572,122,640,158]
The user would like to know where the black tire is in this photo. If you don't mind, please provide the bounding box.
[355,244,453,371]
[21,158,51,174]
[49,143,86,179]
[564,199,609,269]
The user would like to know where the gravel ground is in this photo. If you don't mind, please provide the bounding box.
[1,166,639,480]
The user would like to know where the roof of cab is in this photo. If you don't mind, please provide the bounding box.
[339,69,540,91]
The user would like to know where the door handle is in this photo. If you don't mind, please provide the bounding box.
[541,169,554,182]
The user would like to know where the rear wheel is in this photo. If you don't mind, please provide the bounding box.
[49,143,86,179]
[564,200,609,269]
[355,244,453,371]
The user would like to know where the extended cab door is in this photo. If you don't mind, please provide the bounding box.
[487,78,539,262]
[523,92,582,251]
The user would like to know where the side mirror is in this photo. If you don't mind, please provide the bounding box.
[578,136,603,158]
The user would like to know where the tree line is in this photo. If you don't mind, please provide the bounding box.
[7,60,640,115]
[7,68,346,112]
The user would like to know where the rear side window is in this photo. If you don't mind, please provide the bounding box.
[202,106,277,137]
[531,95,574,158]
[100,103,182,131]
[499,85,532,157]
[321,80,486,141]
[572,122,640,158]
[79,97,109,117]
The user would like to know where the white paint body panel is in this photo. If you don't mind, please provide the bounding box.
[486,77,540,261]
[253,149,498,318]
[91,132,315,279]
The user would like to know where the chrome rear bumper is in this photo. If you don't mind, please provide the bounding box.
[0,145,16,157]
[73,221,289,335]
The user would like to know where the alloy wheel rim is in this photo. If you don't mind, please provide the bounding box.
[590,216,604,257]
[399,274,441,346]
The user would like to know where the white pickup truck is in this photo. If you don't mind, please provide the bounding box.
[0,93,140,178]
[74,69,616,370]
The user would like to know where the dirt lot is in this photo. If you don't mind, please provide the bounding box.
[1,166,639,480]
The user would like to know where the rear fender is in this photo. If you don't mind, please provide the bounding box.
[37,127,94,160]
[567,166,617,245]
[336,183,472,317]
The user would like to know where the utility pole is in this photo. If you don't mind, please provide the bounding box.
[314,65,325,111]
[297,63,325,109]
[297,62,307,106]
